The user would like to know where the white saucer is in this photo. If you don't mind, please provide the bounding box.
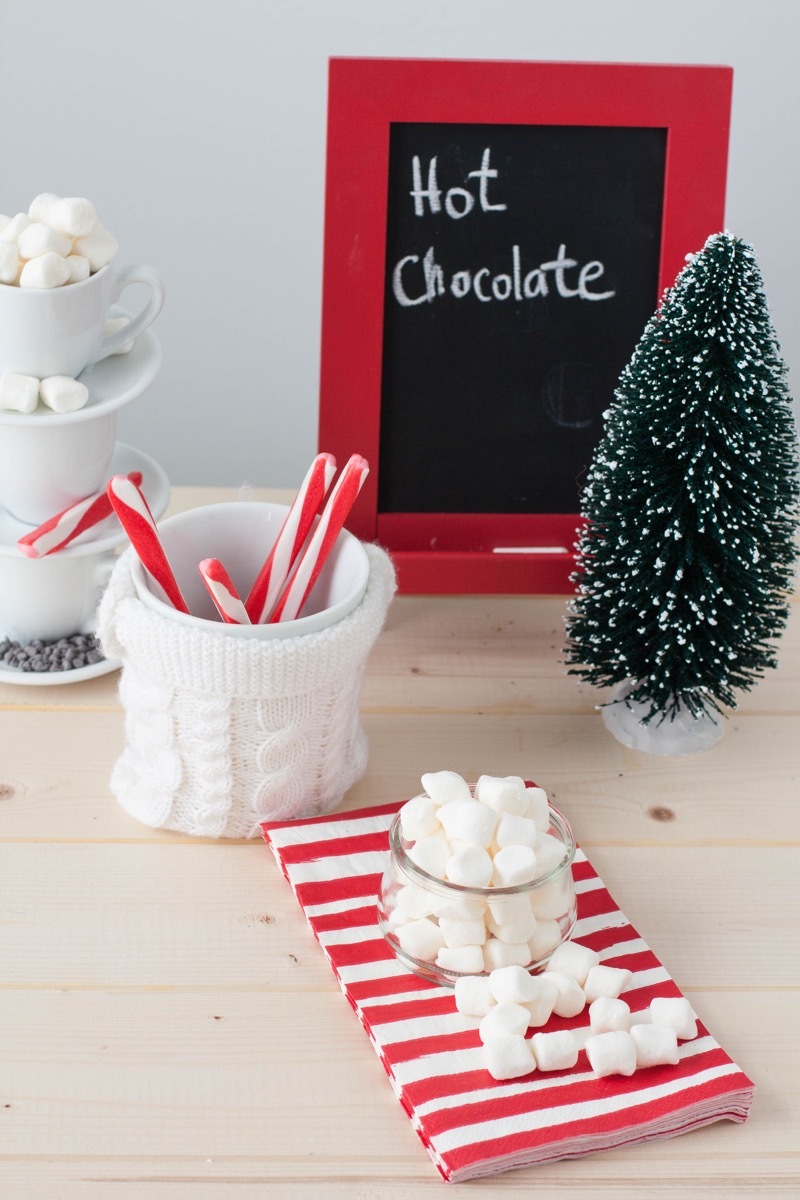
[0,440,170,556]
[0,632,120,687]
[0,310,160,427]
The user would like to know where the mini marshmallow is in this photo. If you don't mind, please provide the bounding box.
[407,835,449,878]
[446,845,493,888]
[483,937,531,971]
[485,908,537,945]
[487,893,532,925]
[17,221,72,260]
[495,811,537,849]
[454,974,495,1017]
[421,770,472,806]
[438,799,497,847]
[399,795,441,841]
[47,196,98,238]
[545,970,587,1019]
[631,1022,680,1068]
[73,221,118,271]
[0,213,10,233]
[533,833,567,878]
[589,996,632,1034]
[488,964,539,1005]
[439,915,487,948]
[585,1030,637,1078]
[546,940,600,986]
[584,965,633,1003]
[525,974,559,1027]
[0,213,32,243]
[0,241,19,284]
[528,919,563,964]
[483,1034,536,1081]
[436,945,485,975]
[19,251,70,289]
[396,917,446,962]
[479,1001,531,1043]
[39,376,90,413]
[67,254,92,284]
[475,775,529,816]
[430,893,485,922]
[492,844,538,887]
[28,192,60,223]
[386,905,412,930]
[529,877,572,920]
[396,883,435,919]
[531,1029,580,1072]
[649,996,698,1040]
[525,785,550,831]
[0,372,39,413]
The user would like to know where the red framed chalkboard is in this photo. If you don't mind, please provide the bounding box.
[318,58,732,593]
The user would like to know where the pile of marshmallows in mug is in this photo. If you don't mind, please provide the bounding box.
[394,771,699,1081]
[0,193,126,414]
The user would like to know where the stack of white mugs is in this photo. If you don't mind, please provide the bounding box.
[0,193,168,673]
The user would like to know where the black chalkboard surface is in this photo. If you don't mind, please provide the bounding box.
[379,122,666,515]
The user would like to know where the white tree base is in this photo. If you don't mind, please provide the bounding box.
[601,681,725,756]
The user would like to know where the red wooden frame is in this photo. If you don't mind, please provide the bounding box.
[318,58,732,594]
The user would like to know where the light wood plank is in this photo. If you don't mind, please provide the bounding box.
[0,843,796,989]
[0,992,791,1193]
[1,709,799,844]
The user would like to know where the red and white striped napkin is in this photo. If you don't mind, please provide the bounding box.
[261,802,754,1182]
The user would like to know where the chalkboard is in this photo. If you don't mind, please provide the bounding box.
[379,122,666,515]
[319,59,733,593]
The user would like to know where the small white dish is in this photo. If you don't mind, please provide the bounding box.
[0,635,121,687]
[0,440,170,555]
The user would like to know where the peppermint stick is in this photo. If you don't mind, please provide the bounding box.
[198,558,251,625]
[106,474,189,613]
[17,471,143,558]
[245,452,337,623]
[269,453,369,623]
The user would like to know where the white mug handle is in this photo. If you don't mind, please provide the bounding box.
[94,264,165,362]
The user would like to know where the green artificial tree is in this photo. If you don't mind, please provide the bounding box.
[565,231,799,726]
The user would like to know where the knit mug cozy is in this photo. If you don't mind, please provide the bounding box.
[98,543,396,838]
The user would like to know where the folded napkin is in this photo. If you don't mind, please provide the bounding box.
[262,801,754,1182]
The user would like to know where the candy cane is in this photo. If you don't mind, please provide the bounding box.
[245,452,337,623]
[269,454,369,623]
[107,475,189,613]
[17,471,143,558]
[198,558,251,625]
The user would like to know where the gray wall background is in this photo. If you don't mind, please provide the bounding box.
[2,0,798,488]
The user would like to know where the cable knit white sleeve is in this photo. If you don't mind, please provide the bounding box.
[97,543,397,838]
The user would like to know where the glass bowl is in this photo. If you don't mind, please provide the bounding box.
[377,798,577,987]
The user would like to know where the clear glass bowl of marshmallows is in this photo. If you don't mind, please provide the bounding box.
[378,771,577,987]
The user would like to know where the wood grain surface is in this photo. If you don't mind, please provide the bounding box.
[0,486,797,1198]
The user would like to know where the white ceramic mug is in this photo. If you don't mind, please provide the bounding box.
[0,540,116,644]
[130,501,370,638]
[0,261,165,379]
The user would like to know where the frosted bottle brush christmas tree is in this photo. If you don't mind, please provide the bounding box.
[566,231,799,753]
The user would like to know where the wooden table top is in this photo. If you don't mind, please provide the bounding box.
[1,485,797,1199]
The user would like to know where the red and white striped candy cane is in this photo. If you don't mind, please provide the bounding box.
[17,471,143,558]
[269,453,369,624]
[198,558,251,625]
[107,474,189,613]
[245,452,336,623]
